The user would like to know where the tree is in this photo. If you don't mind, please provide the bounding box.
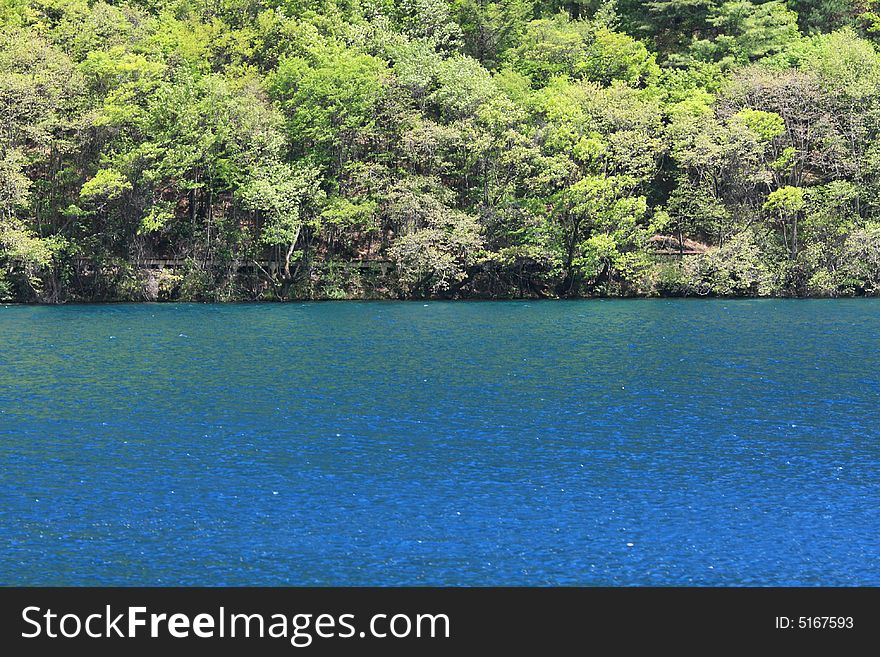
[454,0,533,68]
[240,162,324,286]
[763,184,806,255]
[506,12,659,87]
[687,1,802,69]
[3,0,880,301]
[271,48,388,173]
[390,210,485,296]
[838,221,880,293]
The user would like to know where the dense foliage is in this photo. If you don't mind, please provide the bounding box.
[4,0,880,300]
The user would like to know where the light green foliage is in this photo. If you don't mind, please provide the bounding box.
[0,27,84,151]
[764,185,806,214]
[241,163,323,246]
[800,29,880,98]
[0,149,31,217]
[507,13,658,87]
[391,39,444,96]
[240,162,324,276]
[80,47,166,127]
[731,108,785,142]
[431,54,498,118]
[0,219,64,266]
[0,216,67,300]
[584,26,661,87]
[139,201,175,234]
[80,169,132,205]
[322,197,379,233]
[272,48,388,165]
[802,181,857,239]
[770,146,797,173]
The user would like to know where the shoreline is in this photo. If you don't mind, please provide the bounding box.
[5,295,880,306]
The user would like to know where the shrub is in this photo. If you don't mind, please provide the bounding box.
[685,231,772,295]
[837,222,880,294]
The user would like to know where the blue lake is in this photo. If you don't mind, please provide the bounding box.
[0,300,878,585]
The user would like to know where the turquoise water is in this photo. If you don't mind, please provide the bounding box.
[0,300,878,585]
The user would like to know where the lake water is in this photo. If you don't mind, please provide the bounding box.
[1,300,878,585]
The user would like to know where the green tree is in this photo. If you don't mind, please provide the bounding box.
[240,162,324,284]
[764,184,806,255]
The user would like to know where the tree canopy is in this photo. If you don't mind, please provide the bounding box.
[4,0,880,300]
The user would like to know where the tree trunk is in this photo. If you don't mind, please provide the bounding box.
[284,242,295,279]
[189,188,196,232]
[781,218,788,257]
[282,224,302,279]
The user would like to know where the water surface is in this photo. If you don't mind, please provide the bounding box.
[1,300,878,585]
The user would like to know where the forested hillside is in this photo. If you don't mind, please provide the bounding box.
[4,0,880,301]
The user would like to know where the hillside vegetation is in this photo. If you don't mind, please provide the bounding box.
[4,0,880,300]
